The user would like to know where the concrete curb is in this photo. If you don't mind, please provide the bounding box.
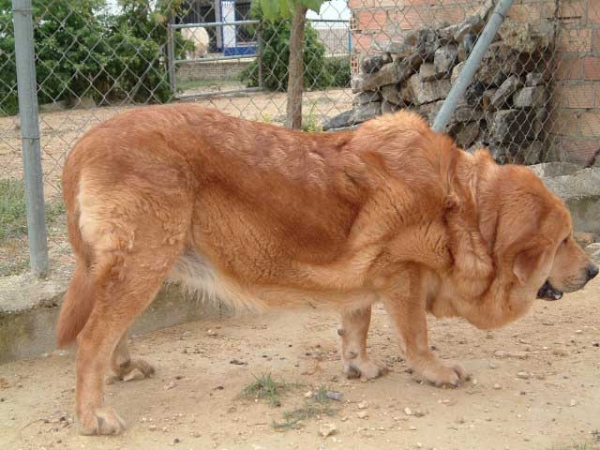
[0,270,227,364]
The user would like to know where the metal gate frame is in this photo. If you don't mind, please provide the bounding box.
[167,20,264,100]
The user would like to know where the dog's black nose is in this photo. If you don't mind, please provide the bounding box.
[588,264,599,281]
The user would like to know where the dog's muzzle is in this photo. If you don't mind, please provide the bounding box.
[537,281,563,301]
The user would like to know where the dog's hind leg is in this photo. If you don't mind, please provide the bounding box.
[107,335,155,384]
[339,306,387,381]
[75,241,183,436]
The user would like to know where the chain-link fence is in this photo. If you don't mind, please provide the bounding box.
[0,0,599,278]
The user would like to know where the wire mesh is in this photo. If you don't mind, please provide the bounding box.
[0,0,599,278]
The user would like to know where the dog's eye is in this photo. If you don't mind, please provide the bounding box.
[562,237,569,245]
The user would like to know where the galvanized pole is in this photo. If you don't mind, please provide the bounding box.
[432,0,515,133]
[257,25,264,90]
[167,17,176,94]
[12,0,49,276]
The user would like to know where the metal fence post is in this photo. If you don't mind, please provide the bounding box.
[12,0,49,276]
[432,0,515,133]
[167,16,176,94]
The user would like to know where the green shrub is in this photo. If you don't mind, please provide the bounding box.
[240,6,340,91]
[0,0,192,115]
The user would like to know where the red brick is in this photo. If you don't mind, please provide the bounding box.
[432,5,465,25]
[550,136,600,165]
[584,56,600,80]
[556,56,584,80]
[392,7,432,30]
[593,29,600,53]
[589,0,600,23]
[581,111,600,136]
[547,108,581,136]
[352,33,373,52]
[557,0,586,19]
[555,84,597,108]
[558,29,592,53]
[508,4,542,23]
[356,10,389,31]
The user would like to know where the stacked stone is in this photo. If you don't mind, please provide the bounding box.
[324,14,555,165]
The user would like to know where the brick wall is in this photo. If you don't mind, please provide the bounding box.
[551,0,600,165]
[349,0,600,165]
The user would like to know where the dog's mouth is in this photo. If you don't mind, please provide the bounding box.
[537,281,563,301]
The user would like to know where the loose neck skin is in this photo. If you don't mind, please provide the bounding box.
[444,150,536,330]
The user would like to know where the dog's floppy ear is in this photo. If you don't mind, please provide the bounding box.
[512,242,550,285]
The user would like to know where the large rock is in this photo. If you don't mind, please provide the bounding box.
[489,109,545,144]
[381,101,402,114]
[416,100,444,123]
[419,63,439,81]
[451,61,465,85]
[512,86,548,108]
[377,41,415,59]
[453,14,485,42]
[416,29,441,61]
[359,54,423,92]
[353,90,381,106]
[361,54,392,74]
[380,85,403,105]
[455,122,480,148]
[402,74,451,105]
[499,20,555,54]
[491,75,523,108]
[434,45,458,76]
[322,103,381,130]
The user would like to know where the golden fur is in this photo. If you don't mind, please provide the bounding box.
[56,104,597,435]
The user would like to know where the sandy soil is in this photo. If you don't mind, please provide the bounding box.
[1,278,599,450]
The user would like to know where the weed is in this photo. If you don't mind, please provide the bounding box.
[241,374,286,407]
[272,385,337,431]
[302,102,322,133]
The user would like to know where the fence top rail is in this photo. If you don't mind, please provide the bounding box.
[170,20,260,29]
[307,19,349,23]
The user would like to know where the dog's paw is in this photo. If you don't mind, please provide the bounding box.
[414,360,469,388]
[343,358,388,381]
[78,406,126,436]
[108,359,155,384]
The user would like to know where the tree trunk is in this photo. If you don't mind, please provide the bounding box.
[285,2,308,129]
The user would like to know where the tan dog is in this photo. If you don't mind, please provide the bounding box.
[57,105,598,435]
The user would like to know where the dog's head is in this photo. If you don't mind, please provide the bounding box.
[493,166,597,303]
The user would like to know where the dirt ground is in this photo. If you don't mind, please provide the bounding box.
[1,278,599,450]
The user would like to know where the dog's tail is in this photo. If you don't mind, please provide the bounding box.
[56,172,97,347]
[56,259,96,347]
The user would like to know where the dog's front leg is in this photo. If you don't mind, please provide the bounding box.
[383,266,468,387]
[339,306,387,381]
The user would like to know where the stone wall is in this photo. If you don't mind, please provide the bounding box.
[347,0,600,166]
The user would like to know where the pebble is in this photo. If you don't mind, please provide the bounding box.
[569,399,578,407]
[358,401,369,410]
[149,424,157,431]
[319,423,338,438]
[304,391,313,399]
[207,329,217,336]
[404,407,413,416]
[516,372,530,380]
[494,350,528,360]
[493,383,502,390]
[357,411,369,419]
[326,390,343,401]
[575,330,583,334]
[552,348,568,357]
[164,381,176,390]
[409,425,417,431]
